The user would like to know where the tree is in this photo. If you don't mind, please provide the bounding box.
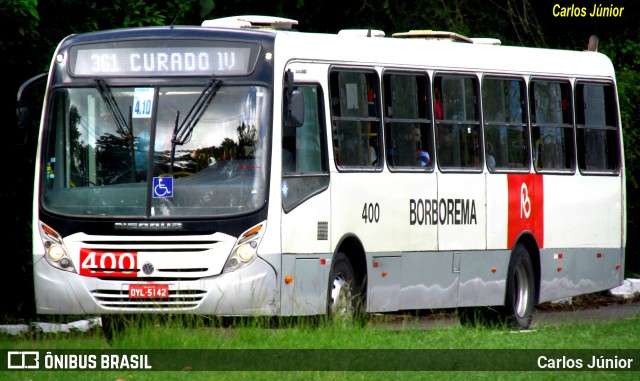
[601,39,640,274]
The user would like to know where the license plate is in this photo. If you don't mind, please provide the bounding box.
[128,284,169,299]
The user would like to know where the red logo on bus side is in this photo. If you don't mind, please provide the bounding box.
[507,174,544,249]
[79,248,139,278]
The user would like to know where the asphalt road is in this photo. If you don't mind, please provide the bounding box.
[532,301,640,327]
[370,300,640,331]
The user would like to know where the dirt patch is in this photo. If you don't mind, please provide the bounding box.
[536,291,640,312]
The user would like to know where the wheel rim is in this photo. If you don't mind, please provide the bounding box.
[330,272,353,316]
[513,262,531,317]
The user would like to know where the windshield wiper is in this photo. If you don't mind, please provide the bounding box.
[95,79,137,181]
[94,79,132,137]
[170,77,222,172]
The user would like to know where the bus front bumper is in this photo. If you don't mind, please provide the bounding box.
[33,255,279,316]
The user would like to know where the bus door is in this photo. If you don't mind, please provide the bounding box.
[280,74,332,315]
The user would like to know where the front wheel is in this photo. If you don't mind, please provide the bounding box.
[327,252,364,322]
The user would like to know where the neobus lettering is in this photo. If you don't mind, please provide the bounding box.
[409,198,477,225]
[130,52,211,72]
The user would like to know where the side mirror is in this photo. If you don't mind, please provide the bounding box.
[284,69,304,128]
[15,106,29,145]
[16,72,47,145]
[286,89,304,127]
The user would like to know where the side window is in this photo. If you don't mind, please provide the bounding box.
[575,82,620,173]
[434,74,482,170]
[330,70,381,169]
[282,84,329,212]
[530,80,574,172]
[482,77,529,172]
[383,72,433,170]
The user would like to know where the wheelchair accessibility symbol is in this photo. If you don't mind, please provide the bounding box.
[153,177,173,198]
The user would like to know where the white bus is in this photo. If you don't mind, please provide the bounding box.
[17,15,625,334]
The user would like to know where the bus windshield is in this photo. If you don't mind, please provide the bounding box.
[41,84,270,218]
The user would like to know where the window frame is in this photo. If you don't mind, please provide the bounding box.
[329,66,383,172]
[382,69,434,172]
[529,77,576,174]
[433,72,483,173]
[282,82,330,213]
[481,74,531,174]
[574,79,621,176]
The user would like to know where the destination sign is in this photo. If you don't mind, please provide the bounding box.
[70,41,257,76]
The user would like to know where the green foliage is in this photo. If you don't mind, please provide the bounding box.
[600,38,640,271]
[114,0,165,27]
[1,0,39,20]
[1,0,40,67]
[602,39,640,188]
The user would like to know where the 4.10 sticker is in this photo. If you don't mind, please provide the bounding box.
[132,88,154,118]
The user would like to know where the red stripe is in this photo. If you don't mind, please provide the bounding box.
[507,174,544,249]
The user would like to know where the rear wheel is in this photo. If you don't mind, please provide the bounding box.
[458,244,536,329]
[503,244,536,329]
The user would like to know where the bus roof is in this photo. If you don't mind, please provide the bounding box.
[271,30,615,79]
[198,15,613,80]
[60,16,616,81]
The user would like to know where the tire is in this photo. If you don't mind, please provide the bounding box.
[327,252,364,322]
[502,243,536,329]
[458,244,536,329]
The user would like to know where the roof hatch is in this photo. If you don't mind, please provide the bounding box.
[202,15,298,30]
[338,29,386,37]
[392,30,473,42]
[392,30,501,45]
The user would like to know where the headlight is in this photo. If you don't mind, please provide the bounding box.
[223,223,265,273]
[39,222,76,272]
[236,241,257,262]
[48,244,66,262]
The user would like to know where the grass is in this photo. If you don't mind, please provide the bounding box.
[1,312,640,380]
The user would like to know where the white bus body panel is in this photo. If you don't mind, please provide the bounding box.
[436,172,486,251]
[538,174,624,302]
[486,174,509,250]
[280,190,332,315]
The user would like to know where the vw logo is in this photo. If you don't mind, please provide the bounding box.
[142,262,155,275]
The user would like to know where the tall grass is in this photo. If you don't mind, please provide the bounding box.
[1,313,639,380]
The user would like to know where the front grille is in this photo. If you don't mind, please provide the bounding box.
[76,236,227,280]
[92,288,207,309]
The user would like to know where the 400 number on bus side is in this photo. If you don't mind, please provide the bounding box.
[362,202,380,223]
